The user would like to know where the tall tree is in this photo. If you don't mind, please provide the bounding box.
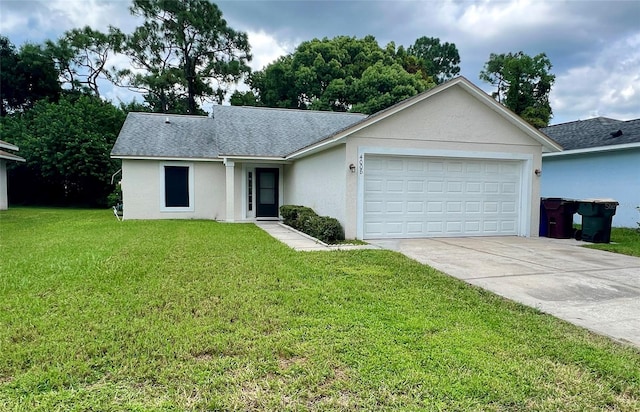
[115,0,251,114]
[1,95,126,206]
[0,37,61,115]
[407,36,460,83]
[248,35,434,113]
[480,51,555,128]
[46,26,125,97]
[351,62,430,114]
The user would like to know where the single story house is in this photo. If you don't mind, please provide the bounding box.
[111,76,561,239]
[541,117,640,228]
[0,139,25,210]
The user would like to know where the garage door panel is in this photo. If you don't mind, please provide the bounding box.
[363,155,522,238]
[387,201,404,213]
[364,201,383,213]
[407,180,424,193]
[387,180,404,192]
[465,221,481,232]
[407,201,425,213]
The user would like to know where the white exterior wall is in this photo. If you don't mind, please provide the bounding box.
[284,144,347,226]
[343,86,543,239]
[542,149,640,228]
[0,160,7,210]
[121,159,226,220]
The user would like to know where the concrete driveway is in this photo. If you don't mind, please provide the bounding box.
[369,236,640,347]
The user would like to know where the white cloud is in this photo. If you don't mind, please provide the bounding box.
[551,33,640,123]
[246,30,294,71]
[456,0,556,39]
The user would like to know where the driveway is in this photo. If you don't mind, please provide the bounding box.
[369,236,640,347]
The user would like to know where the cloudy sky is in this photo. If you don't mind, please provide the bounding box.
[1,0,639,125]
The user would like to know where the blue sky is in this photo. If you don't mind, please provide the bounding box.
[2,0,639,125]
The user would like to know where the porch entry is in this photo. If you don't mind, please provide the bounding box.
[256,168,279,218]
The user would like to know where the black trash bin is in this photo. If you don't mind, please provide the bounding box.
[541,198,579,239]
[577,199,618,243]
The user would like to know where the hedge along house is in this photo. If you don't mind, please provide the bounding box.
[541,117,640,228]
[0,139,25,210]
[111,76,561,239]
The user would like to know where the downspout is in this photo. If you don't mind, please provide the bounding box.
[110,169,122,185]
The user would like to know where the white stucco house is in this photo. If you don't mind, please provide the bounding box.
[0,139,25,210]
[541,117,640,228]
[111,76,561,239]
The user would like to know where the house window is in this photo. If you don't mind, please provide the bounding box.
[160,163,194,212]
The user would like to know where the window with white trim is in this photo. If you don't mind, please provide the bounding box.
[160,162,194,212]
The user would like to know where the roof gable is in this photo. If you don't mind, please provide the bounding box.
[287,76,562,159]
[541,117,640,151]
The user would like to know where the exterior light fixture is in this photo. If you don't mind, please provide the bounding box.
[535,169,542,176]
[349,163,356,173]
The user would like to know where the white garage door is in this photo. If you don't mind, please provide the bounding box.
[363,155,522,238]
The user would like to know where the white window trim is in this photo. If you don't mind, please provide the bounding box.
[159,161,195,212]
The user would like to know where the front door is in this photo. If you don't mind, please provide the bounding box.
[256,168,279,218]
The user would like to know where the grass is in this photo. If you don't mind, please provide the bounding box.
[1,208,639,411]
[585,226,640,257]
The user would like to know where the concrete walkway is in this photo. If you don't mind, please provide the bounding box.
[254,221,376,251]
[369,236,640,348]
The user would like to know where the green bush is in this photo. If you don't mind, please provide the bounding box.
[280,205,314,227]
[279,205,345,243]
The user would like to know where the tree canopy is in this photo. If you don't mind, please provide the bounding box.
[244,35,437,114]
[114,0,251,114]
[406,36,460,84]
[1,94,126,206]
[1,36,61,115]
[45,26,125,97]
[480,51,555,128]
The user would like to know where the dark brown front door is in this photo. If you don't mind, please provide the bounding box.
[256,168,279,218]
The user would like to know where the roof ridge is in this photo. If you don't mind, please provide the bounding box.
[212,104,367,117]
[130,112,210,119]
[544,116,624,128]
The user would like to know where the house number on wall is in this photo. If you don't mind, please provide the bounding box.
[359,154,364,175]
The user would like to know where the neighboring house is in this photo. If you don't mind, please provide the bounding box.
[541,117,640,228]
[0,139,25,210]
[111,76,561,239]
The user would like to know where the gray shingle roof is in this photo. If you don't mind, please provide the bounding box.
[111,107,367,159]
[111,113,219,159]
[541,117,640,151]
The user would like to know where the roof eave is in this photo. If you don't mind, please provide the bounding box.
[454,79,563,153]
[0,150,26,162]
[111,154,222,162]
[0,140,19,151]
[543,142,640,158]
[220,155,291,164]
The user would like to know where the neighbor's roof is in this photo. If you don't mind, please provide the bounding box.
[0,139,19,151]
[0,150,25,162]
[111,108,367,160]
[542,117,640,151]
[0,139,24,162]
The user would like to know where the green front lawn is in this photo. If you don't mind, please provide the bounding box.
[1,208,639,411]
[586,227,640,257]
